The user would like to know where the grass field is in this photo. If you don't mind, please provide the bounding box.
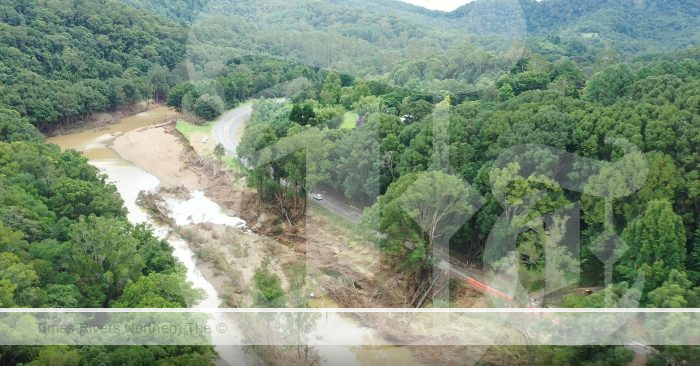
[222,156,246,173]
[340,112,358,129]
[175,119,248,181]
[175,120,213,141]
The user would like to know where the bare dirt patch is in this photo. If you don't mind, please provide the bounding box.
[111,122,259,215]
[112,124,201,189]
[114,119,494,365]
[177,222,301,307]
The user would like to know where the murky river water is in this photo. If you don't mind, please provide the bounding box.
[47,108,425,366]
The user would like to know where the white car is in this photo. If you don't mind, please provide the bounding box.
[313,194,323,201]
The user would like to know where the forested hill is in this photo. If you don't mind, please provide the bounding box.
[0,2,217,363]
[119,0,210,22]
[0,0,187,127]
[123,0,699,86]
[1,0,697,129]
[180,0,463,76]
[451,0,699,57]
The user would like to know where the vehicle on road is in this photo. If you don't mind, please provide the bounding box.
[313,194,324,200]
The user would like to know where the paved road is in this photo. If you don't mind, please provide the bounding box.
[213,101,363,222]
[213,102,656,358]
[310,194,363,222]
[212,103,254,156]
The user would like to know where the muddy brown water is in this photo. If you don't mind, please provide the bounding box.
[47,107,176,160]
[47,108,426,366]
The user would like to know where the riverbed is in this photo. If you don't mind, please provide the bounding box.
[47,107,426,366]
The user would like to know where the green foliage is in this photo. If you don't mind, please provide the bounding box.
[526,345,633,366]
[315,105,346,128]
[289,103,317,126]
[47,178,126,220]
[0,109,42,143]
[361,173,426,267]
[69,216,146,306]
[168,83,200,111]
[398,170,482,249]
[648,270,700,308]
[649,346,700,366]
[237,57,700,304]
[26,346,82,366]
[120,0,210,21]
[583,64,635,105]
[619,200,686,292]
[498,71,551,96]
[115,272,201,308]
[320,72,342,105]
[499,0,700,61]
[253,260,285,308]
[0,0,188,126]
[213,143,225,161]
[0,122,209,361]
[193,93,224,120]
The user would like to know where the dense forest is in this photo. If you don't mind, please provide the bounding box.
[0,2,216,364]
[237,47,700,365]
[0,0,188,127]
[0,113,214,362]
[0,0,699,364]
[454,0,699,57]
[2,0,698,128]
[173,0,700,93]
[239,49,700,285]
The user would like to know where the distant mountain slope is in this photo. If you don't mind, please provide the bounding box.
[453,0,699,57]
[182,0,470,76]
[129,0,697,78]
[119,0,210,22]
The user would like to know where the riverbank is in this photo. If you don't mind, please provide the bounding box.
[111,122,259,216]
[44,104,538,366]
[106,116,433,365]
[108,118,375,304]
[111,120,398,299]
[46,108,252,365]
[103,107,493,365]
[43,101,167,137]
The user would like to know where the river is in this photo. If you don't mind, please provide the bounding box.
[47,107,425,366]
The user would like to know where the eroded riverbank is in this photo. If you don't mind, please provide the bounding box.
[47,108,252,365]
[47,106,429,366]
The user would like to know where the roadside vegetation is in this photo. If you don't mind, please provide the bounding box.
[237,46,700,365]
[1,0,699,364]
[175,120,214,140]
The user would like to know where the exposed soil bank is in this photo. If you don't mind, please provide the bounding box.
[113,124,201,189]
[43,101,166,137]
[47,108,251,366]
[111,122,262,221]
[108,112,492,366]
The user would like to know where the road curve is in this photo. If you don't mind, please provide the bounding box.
[212,103,254,157]
[213,101,363,222]
[213,101,656,359]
